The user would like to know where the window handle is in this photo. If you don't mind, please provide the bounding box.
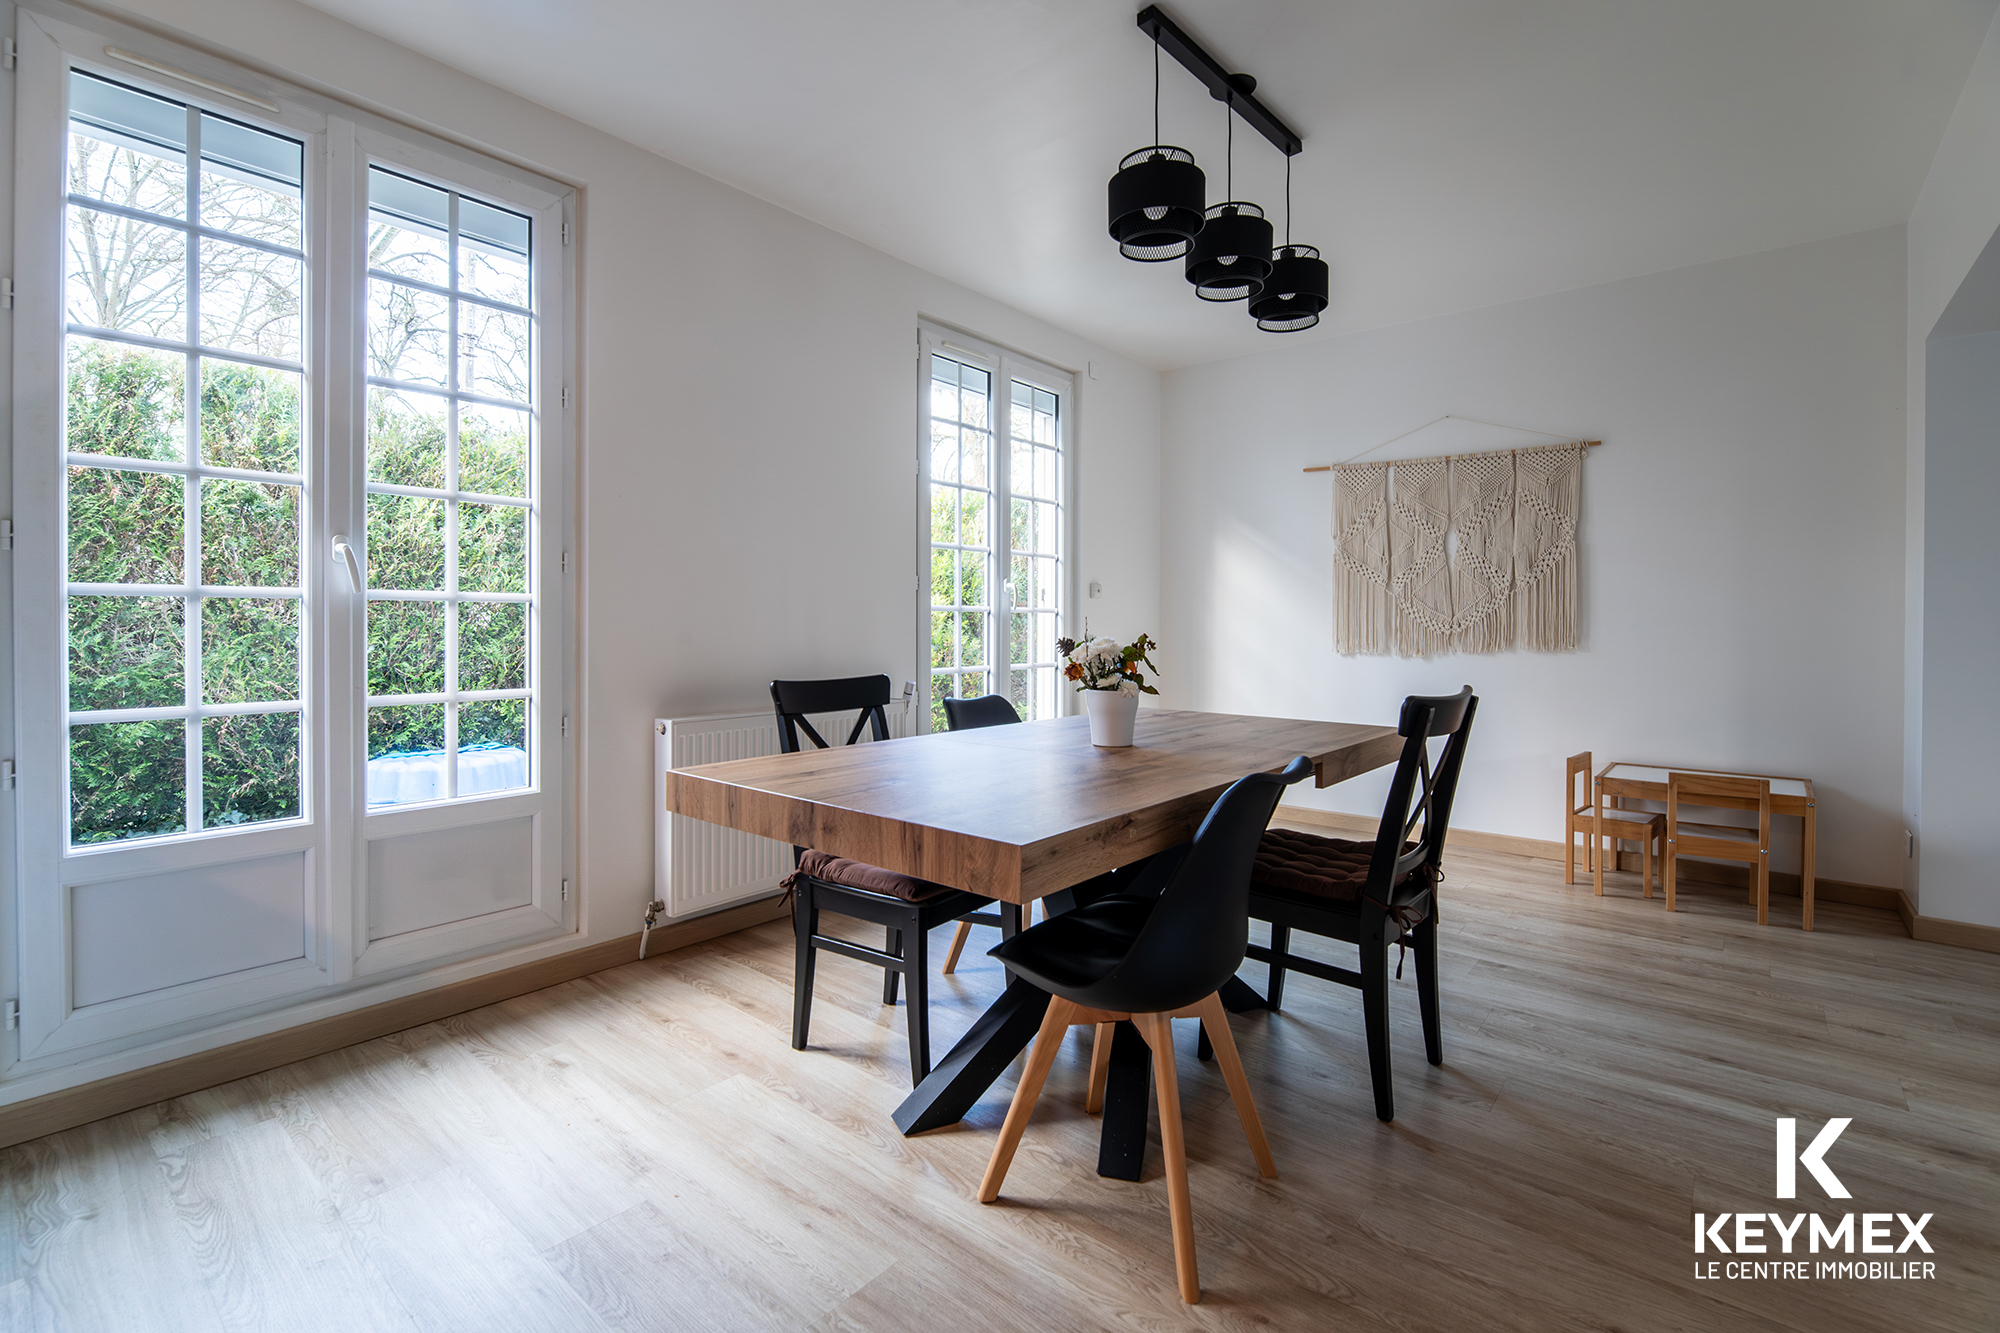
[332,536,365,593]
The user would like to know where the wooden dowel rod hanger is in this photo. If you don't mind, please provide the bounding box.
[1137,5,1303,156]
[1302,442,1600,473]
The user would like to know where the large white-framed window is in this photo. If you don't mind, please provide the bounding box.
[917,325,1072,729]
[8,12,575,1065]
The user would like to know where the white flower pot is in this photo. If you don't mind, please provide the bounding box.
[1083,689,1139,747]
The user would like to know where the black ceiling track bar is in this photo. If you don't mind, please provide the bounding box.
[1136,5,1302,156]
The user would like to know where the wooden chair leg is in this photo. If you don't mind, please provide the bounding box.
[1642,829,1655,899]
[941,921,972,975]
[978,997,1074,1203]
[1191,994,1276,1179]
[1801,808,1816,932]
[1756,850,1770,926]
[1564,826,1575,885]
[1085,1022,1114,1114]
[1664,846,1677,912]
[1592,795,1605,897]
[1134,1012,1201,1304]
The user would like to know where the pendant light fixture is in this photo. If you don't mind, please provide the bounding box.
[1249,154,1330,331]
[1184,78,1273,302]
[1107,40,1206,262]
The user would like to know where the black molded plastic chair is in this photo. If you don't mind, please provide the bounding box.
[1244,686,1478,1122]
[942,693,1022,731]
[939,694,1024,974]
[774,675,1021,1086]
[978,755,1315,1305]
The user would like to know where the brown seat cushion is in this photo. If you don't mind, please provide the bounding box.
[1253,828,1414,903]
[788,849,954,902]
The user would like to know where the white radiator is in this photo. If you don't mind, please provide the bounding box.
[654,691,919,920]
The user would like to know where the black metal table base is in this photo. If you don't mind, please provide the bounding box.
[1094,1020,1154,1179]
[890,978,1050,1135]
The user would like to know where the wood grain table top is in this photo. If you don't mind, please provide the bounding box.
[662,709,1404,903]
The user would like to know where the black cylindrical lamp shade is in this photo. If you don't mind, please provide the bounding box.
[1249,245,1330,331]
[1185,202,1273,301]
[1108,147,1206,262]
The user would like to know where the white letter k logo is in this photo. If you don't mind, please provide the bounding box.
[1776,1117,1852,1199]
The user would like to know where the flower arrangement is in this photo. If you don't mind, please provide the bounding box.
[1057,631,1161,699]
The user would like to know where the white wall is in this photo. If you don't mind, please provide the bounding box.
[1919,332,2000,928]
[1160,226,1907,889]
[1906,6,2000,924]
[0,0,1161,1100]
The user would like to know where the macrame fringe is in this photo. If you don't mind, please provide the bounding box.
[1446,451,1514,656]
[1389,457,1454,659]
[1516,550,1576,652]
[1513,443,1582,653]
[1333,463,1390,655]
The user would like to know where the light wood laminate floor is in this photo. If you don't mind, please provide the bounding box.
[4,841,1995,1331]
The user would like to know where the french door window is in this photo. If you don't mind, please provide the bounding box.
[64,73,308,843]
[920,328,1071,728]
[11,17,574,1063]
[364,167,536,807]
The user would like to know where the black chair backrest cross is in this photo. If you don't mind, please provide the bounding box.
[771,674,892,755]
[1368,686,1478,910]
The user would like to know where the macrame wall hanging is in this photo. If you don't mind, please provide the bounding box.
[1309,417,1594,658]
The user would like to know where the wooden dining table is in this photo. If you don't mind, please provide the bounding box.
[663,707,1403,1177]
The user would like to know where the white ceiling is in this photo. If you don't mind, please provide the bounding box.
[296,0,1997,370]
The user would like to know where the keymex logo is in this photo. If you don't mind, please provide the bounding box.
[1690,1117,1937,1283]
[1775,1116,1849,1199]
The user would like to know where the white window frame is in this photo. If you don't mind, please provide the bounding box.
[915,323,1075,729]
[6,8,577,1067]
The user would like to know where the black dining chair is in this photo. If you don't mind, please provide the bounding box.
[1243,686,1477,1122]
[942,693,1022,731]
[774,675,1022,1086]
[939,693,1023,975]
[978,754,1316,1305]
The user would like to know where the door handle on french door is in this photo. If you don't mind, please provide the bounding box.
[332,536,365,593]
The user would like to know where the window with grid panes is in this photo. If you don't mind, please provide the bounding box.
[923,332,1068,730]
[364,167,535,806]
[62,72,308,842]
[1007,382,1063,720]
[927,354,995,729]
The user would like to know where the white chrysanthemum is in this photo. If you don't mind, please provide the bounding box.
[1115,677,1140,698]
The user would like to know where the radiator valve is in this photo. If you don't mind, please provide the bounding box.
[639,899,666,959]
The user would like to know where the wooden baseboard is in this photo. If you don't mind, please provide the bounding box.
[0,895,789,1152]
[1902,896,2000,953]
[1272,805,1941,937]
